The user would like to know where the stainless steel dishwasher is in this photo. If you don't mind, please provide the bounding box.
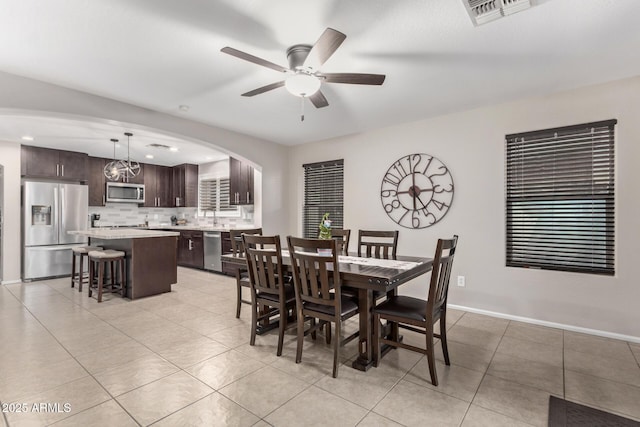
[203,231,222,272]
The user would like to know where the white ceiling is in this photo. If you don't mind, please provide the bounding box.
[1,0,639,150]
[3,115,229,167]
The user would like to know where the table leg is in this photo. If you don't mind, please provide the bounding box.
[352,288,374,371]
[387,288,399,341]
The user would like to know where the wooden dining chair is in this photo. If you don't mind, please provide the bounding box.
[372,235,458,386]
[286,236,359,378]
[242,234,295,356]
[230,227,263,318]
[357,230,399,303]
[357,230,399,259]
[331,228,351,256]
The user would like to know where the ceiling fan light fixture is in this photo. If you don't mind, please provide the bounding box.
[285,73,321,97]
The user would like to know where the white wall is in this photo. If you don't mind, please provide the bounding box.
[0,141,21,283]
[288,75,640,339]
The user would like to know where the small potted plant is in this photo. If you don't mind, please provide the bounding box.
[317,213,333,255]
[318,213,332,239]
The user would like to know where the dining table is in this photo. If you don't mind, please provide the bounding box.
[222,250,434,371]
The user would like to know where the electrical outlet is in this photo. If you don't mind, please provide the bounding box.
[457,276,465,287]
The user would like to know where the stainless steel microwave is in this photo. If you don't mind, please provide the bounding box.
[105,182,145,203]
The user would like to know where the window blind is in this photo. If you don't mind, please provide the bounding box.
[303,159,344,239]
[199,178,234,212]
[218,178,235,212]
[199,178,217,211]
[505,119,616,275]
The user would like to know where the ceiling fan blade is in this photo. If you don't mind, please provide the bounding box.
[303,28,346,70]
[241,81,285,97]
[320,73,386,85]
[221,47,290,73]
[309,90,329,108]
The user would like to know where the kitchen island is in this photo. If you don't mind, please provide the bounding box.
[68,229,180,299]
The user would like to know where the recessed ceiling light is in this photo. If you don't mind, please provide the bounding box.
[169,147,178,152]
[179,105,190,112]
[21,135,34,141]
[115,143,121,148]
[205,156,213,160]
[145,154,154,159]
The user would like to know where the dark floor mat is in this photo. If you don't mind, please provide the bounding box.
[548,396,640,427]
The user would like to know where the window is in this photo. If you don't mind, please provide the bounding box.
[199,177,236,213]
[505,120,616,275]
[303,159,344,238]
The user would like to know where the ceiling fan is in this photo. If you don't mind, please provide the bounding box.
[221,28,385,119]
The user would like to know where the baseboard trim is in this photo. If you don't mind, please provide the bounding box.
[448,304,640,344]
[1,279,21,285]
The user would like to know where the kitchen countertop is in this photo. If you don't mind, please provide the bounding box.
[69,229,180,239]
[146,225,256,232]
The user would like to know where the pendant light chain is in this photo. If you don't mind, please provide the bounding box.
[122,132,140,181]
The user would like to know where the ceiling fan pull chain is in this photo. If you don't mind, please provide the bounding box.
[300,96,305,122]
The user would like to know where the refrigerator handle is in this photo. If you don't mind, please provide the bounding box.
[61,164,64,177]
[59,186,65,238]
[56,164,60,176]
[53,186,59,239]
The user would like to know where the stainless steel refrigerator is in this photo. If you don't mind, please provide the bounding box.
[23,181,88,280]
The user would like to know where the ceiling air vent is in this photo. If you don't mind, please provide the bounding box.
[146,143,171,149]
[464,0,532,26]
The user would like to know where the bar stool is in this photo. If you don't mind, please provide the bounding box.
[70,245,103,291]
[88,249,126,303]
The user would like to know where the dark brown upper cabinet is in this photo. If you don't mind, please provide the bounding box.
[88,156,108,206]
[172,164,198,207]
[144,164,173,207]
[229,157,254,205]
[21,146,88,181]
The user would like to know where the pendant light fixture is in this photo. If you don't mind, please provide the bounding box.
[103,138,120,181]
[102,133,141,181]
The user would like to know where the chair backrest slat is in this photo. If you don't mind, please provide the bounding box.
[427,236,458,317]
[287,236,341,311]
[331,228,351,256]
[243,234,284,297]
[357,230,399,259]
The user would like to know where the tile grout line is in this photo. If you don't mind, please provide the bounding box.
[3,275,242,426]
[82,273,304,424]
[459,315,523,425]
[1,399,10,427]
[628,342,640,369]
[52,274,260,425]
[353,313,468,425]
[452,311,499,426]
[3,281,143,427]
[363,348,422,426]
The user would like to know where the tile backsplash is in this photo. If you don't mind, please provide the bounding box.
[88,203,254,228]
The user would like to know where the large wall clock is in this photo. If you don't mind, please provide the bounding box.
[380,153,454,229]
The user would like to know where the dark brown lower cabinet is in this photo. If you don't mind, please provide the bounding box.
[221,232,236,276]
[177,230,204,269]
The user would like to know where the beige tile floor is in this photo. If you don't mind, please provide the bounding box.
[1,267,639,426]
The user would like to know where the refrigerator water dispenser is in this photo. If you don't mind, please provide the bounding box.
[31,205,52,226]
